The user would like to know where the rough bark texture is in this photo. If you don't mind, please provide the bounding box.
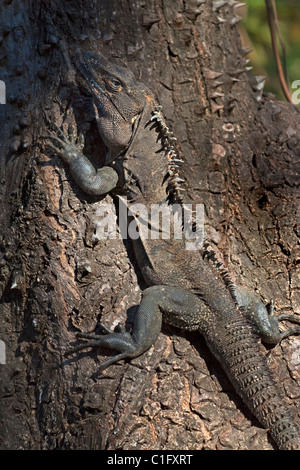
[0,0,299,450]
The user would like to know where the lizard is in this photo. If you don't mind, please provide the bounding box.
[45,51,300,450]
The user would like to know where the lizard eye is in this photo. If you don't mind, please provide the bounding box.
[108,78,122,91]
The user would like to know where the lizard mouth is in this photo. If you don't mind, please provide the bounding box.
[77,54,107,97]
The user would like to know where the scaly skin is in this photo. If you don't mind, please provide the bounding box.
[45,51,300,449]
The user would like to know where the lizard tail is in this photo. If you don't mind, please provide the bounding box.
[205,312,300,450]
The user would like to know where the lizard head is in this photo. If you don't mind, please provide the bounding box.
[78,51,152,158]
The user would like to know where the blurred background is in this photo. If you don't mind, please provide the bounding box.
[239,0,300,101]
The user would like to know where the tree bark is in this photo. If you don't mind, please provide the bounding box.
[0,0,299,450]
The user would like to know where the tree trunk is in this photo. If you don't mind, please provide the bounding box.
[0,0,299,450]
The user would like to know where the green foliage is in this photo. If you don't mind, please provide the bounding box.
[242,1,300,100]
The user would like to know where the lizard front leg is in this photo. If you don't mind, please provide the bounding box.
[44,121,118,196]
[65,285,211,370]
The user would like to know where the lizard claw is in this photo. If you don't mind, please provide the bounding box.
[63,321,137,371]
[64,322,126,356]
[63,331,106,357]
[275,312,300,340]
[42,118,85,161]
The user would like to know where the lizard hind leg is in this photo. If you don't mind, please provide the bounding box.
[63,286,166,371]
[234,285,300,345]
[63,285,210,370]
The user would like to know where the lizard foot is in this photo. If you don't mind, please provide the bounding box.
[233,285,300,345]
[42,117,119,195]
[42,119,85,163]
[64,322,138,371]
[257,300,300,344]
[275,312,300,341]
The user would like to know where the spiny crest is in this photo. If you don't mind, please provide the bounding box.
[150,105,185,204]
[202,239,240,305]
